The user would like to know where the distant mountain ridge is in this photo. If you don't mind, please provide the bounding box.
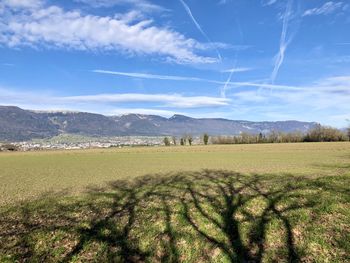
[0,106,318,141]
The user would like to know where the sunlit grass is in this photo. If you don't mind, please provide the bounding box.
[0,142,349,262]
[1,142,349,205]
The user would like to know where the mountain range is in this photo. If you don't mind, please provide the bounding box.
[0,106,318,142]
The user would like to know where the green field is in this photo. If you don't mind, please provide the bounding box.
[0,143,349,262]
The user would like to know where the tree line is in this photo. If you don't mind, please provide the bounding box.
[163,125,350,146]
[0,144,19,151]
[163,134,209,146]
[163,135,197,146]
[211,125,350,144]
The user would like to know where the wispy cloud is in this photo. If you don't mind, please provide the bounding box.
[1,63,15,66]
[270,0,294,83]
[220,62,238,97]
[262,0,278,6]
[220,71,234,98]
[108,108,183,117]
[93,69,301,91]
[2,0,42,9]
[93,70,205,82]
[74,0,167,12]
[2,75,350,126]
[229,75,350,126]
[221,67,252,73]
[220,17,245,98]
[236,76,350,101]
[179,0,222,62]
[0,88,230,109]
[225,81,303,91]
[62,93,230,108]
[95,68,252,80]
[303,1,345,17]
[0,2,216,64]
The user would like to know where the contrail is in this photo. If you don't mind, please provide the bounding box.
[179,0,222,62]
[221,57,238,98]
[221,18,243,98]
[270,0,293,84]
[93,69,302,91]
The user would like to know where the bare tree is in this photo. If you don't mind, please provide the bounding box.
[188,135,193,146]
[163,137,170,146]
[203,133,209,145]
[180,138,185,146]
[172,136,177,146]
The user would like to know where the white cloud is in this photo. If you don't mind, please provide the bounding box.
[227,75,350,127]
[108,108,183,117]
[0,3,217,64]
[93,70,205,81]
[0,88,230,109]
[2,0,42,9]
[262,0,278,6]
[226,81,303,91]
[61,93,230,108]
[74,0,167,12]
[221,67,253,73]
[195,42,248,51]
[232,76,350,104]
[93,69,301,91]
[303,1,345,17]
[1,75,350,126]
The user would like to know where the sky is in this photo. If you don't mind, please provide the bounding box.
[0,0,349,127]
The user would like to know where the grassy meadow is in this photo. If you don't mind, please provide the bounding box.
[0,142,349,262]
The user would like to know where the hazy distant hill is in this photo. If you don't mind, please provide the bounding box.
[0,106,317,141]
[0,106,59,141]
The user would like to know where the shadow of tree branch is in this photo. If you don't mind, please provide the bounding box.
[0,170,348,262]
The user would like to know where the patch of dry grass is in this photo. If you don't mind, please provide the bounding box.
[0,142,349,204]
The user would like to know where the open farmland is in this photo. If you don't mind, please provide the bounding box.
[0,142,350,262]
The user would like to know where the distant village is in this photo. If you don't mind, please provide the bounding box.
[1,124,349,152]
[0,136,202,151]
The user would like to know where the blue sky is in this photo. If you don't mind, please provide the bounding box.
[0,0,349,127]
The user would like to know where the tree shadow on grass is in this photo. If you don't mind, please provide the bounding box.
[0,170,349,262]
